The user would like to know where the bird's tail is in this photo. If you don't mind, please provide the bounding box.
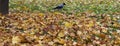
[53,8,57,9]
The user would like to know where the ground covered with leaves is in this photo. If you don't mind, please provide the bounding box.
[0,12,120,46]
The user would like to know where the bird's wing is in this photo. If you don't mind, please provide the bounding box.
[53,4,64,9]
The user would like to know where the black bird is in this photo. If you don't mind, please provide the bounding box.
[53,3,66,9]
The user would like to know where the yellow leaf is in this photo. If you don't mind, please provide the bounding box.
[102,29,107,33]
[12,36,21,44]
[89,24,94,27]
[48,41,54,45]
[113,22,120,27]
[38,13,44,17]
[87,21,94,27]
[58,31,65,37]
[115,39,120,44]
[53,38,65,44]
[64,22,73,28]
[20,44,27,46]
[58,38,65,44]
[53,12,62,15]
[113,17,117,21]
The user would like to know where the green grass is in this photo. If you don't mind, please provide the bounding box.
[9,0,120,14]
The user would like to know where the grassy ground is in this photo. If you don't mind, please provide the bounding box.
[9,0,120,14]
